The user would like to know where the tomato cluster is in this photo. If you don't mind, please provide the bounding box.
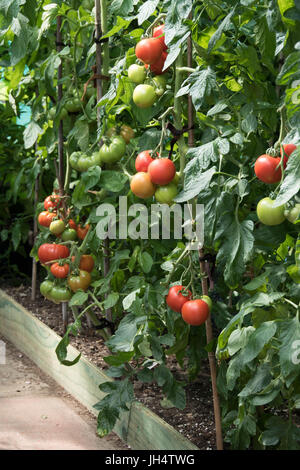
[128,25,168,108]
[166,285,212,326]
[37,194,94,303]
[254,144,298,226]
[131,151,179,204]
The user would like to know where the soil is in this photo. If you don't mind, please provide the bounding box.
[2,283,217,450]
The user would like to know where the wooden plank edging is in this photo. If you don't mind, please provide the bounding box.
[0,289,199,450]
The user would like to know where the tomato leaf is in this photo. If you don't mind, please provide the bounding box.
[273,148,300,206]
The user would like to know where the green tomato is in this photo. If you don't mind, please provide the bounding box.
[152,75,167,96]
[257,197,285,226]
[155,183,178,205]
[40,280,54,300]
[50,286,72,304]
[65,98,82,113]
[99,136,126,163]
[128,64,146,84]
[70,151,101,172]
[61,228,77,241]
[201,295,212,311]
[284,203,300,223]
[49,219,65,235]
[85,85,96,99]
[133,84,157,108]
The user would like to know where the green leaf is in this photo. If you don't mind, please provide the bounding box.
[174,166,216,203]
[122,289,141,310]
[81,166,101,190]
[99,171,128,192]
[23,121,43,149]
[186,68,217,110]
[138,251,153,274]
[278,316,300,384]
[96,405,119,437]
[273,148,300,206]
[216,219,254,288]
[238,363,272,398]
[69,291,88,306]
[106,312,146,352]
[103,292,119,309]
[207,8,236,54]
[136,0,159,25]
[104,351,134,366]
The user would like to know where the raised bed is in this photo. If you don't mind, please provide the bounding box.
[0,289,198,451]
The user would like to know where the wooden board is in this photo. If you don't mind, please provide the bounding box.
[0,289,199,450]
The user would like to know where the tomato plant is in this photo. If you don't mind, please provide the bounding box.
[4,0,300,451]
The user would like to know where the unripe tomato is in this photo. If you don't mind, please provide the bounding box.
[130,172,156,199]
[128,64,146,84]
[40,280,54,300]
[38,211,57,228]
[50,285,72,303]
[61,228,78,241]
[155,183,177,204]
[148,158,176,185]
[65,98,81,113]
[50,262,70,279]
[135,38,163,65]
[166,285,192,313]
[44,194,62,211]
[76,224,90,240]
[201,295,212,311]
[153,24,167,51]
[256,197,285,226]
[135,150,155,172]
[120,125,135,144]
[49,219,65,235]
[133,84,157,108]
[152,74,167,95]
[254,154,282,184]
[68,270,91,292]
[181,299,210,326]
[99,136,126,163]
[284,203,300,223]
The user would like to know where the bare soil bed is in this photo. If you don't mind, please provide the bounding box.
[2,283,217,450]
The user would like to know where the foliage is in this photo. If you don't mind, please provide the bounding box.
[1,0,300,449]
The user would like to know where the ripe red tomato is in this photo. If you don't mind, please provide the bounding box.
[38,244,70,264]
[76,224,90,240]
[38,211,57,227]
[181,299,209,326]
[130,172,156,199]
[135,150,155,172]
[135,38,163,65]
[254,154,282,184]
[44,194,62,211]
[256,197,285,226]
[71,254,95,272]
[148,158,176,185]
[153,24,167,51]
[166,285,192,313]
[50,262,70,279]
[150,51,168,75]
[68,219,77,230]
[280,143,297,165]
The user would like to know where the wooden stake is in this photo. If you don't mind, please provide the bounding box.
[187,18,223,450]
